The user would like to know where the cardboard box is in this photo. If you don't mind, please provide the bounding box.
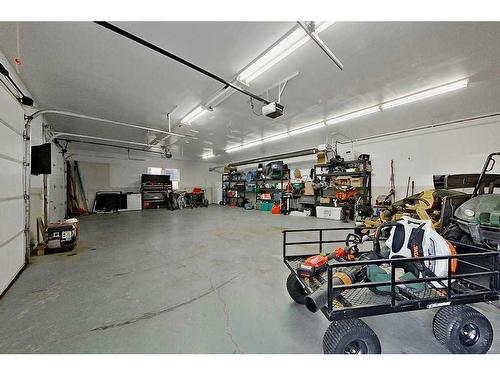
[304,182,315,196]
[316,152,327,164]
[319,197,331,204]
[350,177,363,187]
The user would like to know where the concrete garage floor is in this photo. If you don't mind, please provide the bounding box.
[0,206,498,354]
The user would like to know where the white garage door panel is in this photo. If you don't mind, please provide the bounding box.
[0,125,23,162]
[0,199,24,244]
[0,94,24,134]
[0,160,23,200]
[1,84,25,296]
[0,234,24,294]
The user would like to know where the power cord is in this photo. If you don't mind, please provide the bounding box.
[250,98,262,116]
[0,77,18,99]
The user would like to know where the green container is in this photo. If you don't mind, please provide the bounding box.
[261,201,273,211]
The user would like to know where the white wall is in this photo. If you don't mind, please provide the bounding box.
[224,115,500,206]
[48,143,67,222]
[71,149,220,208]
[0,51,66,245]
[336,116,500,203]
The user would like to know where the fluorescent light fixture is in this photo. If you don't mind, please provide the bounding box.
[325,106,380,126]
[207,87,235,108]
[315,21,335,33]
[289,122,326,136]
[226,145,243,153]
[262,132,290,143]
[202,152,215,159]
[181,105,207,124]
[241,139,263,149]
[225,139,262,154]
[238,22,334,84]
[380,79,469,110]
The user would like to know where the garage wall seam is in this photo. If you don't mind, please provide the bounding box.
[0,230,24,249]
[0,153,23,164]
[0,195,24,203]
[0,116,23,137]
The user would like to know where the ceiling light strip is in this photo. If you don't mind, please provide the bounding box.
[325,106,381,126]
[261,132,290,143]
[181,105,207,124]
[224,78,469,154]
[238,22,334,84]
[184,22,335,127]
[226,145,243,153]
[202,152,215,159]
[380,79,469,110]
[241,139,263,149]
[289,122,326,135]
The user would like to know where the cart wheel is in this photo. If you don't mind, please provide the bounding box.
[323,319,381,354]
[286,273,306,304]
[432,305,493,354]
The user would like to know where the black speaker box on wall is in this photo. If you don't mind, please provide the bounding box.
[31,143,52,175]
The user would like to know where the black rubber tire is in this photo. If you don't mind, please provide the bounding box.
[323,319,381,354]
[286,273,306,304]
[432,305,493,354]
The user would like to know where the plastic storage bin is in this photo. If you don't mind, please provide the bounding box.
[316,206,342,220]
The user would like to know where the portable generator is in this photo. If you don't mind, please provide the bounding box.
[45,221,78,251]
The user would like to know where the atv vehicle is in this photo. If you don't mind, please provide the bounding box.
[361,152,500,244]
[443,152,500,248]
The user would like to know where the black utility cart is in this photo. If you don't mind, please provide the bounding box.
[283,226,499,354]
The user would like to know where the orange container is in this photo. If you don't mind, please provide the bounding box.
[271,203,281,214]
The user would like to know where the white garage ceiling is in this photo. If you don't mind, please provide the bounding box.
[0,21,499,162]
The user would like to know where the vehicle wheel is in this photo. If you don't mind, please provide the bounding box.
[286,273,306,304]
[323,319,381,354]
[432,305,493,354]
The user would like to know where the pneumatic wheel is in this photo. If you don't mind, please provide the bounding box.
[286,273,306,304]
[323,319,381,354]
[432,305,493,354]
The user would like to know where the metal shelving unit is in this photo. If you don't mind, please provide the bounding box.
[314,159,372,220]
[222,172,246,206]
[255,168,290,206]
